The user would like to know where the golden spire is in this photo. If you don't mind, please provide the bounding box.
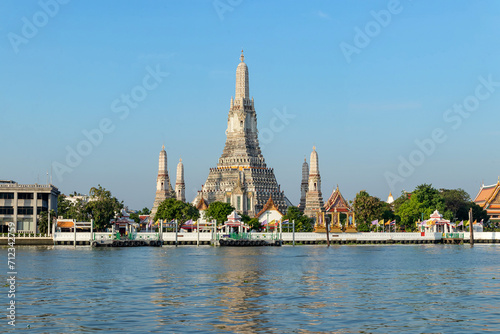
[240,49,244,62]
[162,144,165,150]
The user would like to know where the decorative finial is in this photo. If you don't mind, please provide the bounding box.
[162,144,165,150]
[240,50,244,62]
[180,158,182,162]
[313,146,316,151]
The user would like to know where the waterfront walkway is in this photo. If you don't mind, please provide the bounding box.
[2,231,500,246]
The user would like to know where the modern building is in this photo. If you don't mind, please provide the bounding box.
[0,180,60,233]
[193,51,290,216]
[473,179,500,223]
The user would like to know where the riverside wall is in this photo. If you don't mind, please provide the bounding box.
[2,231,500,246]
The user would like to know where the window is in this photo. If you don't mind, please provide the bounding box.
[247,197,251,211]
[0,206,14,215]
[37,207,48,214]
[37,193,49,200]
[0,193,14,199]
[226,197,230,204]
[17,206,33,215]
[237,196,241,210]
[18,193,34,200]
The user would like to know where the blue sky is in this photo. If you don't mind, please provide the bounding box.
[1,0,500,210]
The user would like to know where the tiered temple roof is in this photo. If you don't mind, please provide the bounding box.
[324,185,352,213]
[474,179,500,222]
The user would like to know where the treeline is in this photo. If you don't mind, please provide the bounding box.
[353,184,488,232]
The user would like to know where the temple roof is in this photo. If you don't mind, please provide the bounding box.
[227,210,242,222]
[255,195,284,218]
[324,185,351,213]
[474,181,500,205]
[196,197,209,211]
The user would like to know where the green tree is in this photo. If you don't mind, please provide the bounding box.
[470,202,489,225]
[205,201,234,226]
[248,218,261,231]
[155,198,200,230]
[85,185,123,231]
[57,195,71,217]
[392,191,409,212]
[282,206,313,232]
[57,195,90,221]
[38,209,56,234]
[441,188,471,220]
[130,207,151,224]
[139,207,150,215]
[396,184,448,231]
[352,191,395,230]
[129,212,140,224]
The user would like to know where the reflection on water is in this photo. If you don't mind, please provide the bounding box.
[1,245,499,333]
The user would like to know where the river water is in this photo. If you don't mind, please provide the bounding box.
[2,244,499,333]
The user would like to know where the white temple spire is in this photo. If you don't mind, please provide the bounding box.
[176,158,185,202]
[235,50,249,101]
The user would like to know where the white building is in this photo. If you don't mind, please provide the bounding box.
[0,180,59,233]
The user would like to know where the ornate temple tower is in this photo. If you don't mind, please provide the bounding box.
[298,158,309,211]
[304,146,324,218]
[150,145,175,219]
[175,158,186,202]
[194,51,290,216]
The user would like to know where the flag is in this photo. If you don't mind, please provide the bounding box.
[379,219,385,226]
[390,220,396,225]
[457,221,463,226]
[371,219,379,225]
[283,219,289,224]
[261,219,267,226]
[184,219,193,225]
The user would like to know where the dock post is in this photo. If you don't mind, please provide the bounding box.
[292,220,295,247]
[279,220,282,243]
[90,219,94,244]
[326,217,330,247]
[469,208,474,247]
[175,220,178,247]
[160,220,163,247]
[197,218,200,247]
[73,219,76,247]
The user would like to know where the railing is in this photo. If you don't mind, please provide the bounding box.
[0,233,51,238]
